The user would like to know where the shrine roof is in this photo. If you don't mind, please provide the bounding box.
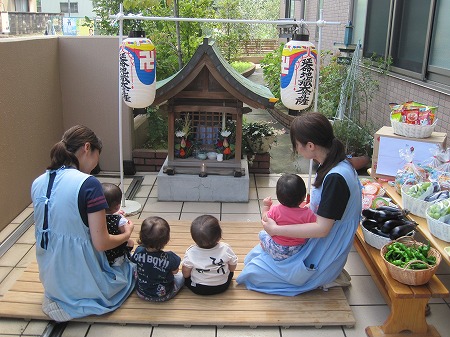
[154,38,277,109]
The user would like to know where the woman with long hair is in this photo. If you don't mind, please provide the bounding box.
[31,125,135,321]
[237,113,362,295]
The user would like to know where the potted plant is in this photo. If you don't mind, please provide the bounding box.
[242,121,284,154]
[332,118,374,170]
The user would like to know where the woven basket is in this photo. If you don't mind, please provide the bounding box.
[401,184,433,218]
[425,213,450,243]
[391,119,436,138]
[380,236,441,285]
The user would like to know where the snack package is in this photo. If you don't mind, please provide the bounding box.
[390,101,437,125]
[371,196,391,208]
[360,178,386,209]
[394,145,428,194]
[430,170,450,191]
[436,147,450,173]
[419,144,444,172]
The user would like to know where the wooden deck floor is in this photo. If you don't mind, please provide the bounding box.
[0,221,355,327]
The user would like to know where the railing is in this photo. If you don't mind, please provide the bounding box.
[241,39,280,56]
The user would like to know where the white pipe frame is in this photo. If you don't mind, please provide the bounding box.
[112,5,340,204]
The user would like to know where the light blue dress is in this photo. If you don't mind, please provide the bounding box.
[32,167,135,318]
[236,160,362,296]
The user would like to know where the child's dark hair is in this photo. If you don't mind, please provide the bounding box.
[101,183,122,213]
[190,215,222,249]
[276,174,306,207]
[138,216,170,251]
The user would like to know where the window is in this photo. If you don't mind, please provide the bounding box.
[60,2,78,14]
[14,0,29,12]
[363,0,450,86]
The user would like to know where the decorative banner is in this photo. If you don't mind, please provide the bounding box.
[119,37,156,108]
[280,39,317,111]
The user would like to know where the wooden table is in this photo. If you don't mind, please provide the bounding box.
[355,175,449,336]
[378,180,450,266]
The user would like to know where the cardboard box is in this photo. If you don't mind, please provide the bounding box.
[371,126,447,180]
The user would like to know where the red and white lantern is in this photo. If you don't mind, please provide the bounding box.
[280,35,317,111]
[119,33,156,108]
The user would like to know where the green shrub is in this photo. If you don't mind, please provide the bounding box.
[260,44,284,99]
[231,61,253,73]
[144,107,168,150]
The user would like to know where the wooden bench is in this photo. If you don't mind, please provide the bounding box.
[355,222,449,336]
[0,221,356,328]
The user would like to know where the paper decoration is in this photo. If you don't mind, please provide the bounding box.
[280,39,317,111]
[119,36,156,108]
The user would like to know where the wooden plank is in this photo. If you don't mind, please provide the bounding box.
[355,221,448,337]
[0,221,355,327]
[379,182,450,266]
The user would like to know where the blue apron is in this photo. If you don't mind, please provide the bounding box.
[32,167,135,318]
[236,160,362,296]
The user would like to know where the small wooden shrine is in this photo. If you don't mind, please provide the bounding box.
[152,38,277,176]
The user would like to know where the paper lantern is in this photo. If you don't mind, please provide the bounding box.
[280,35,317,111]
[119,34,156,108]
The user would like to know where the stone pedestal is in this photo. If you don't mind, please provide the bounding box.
[157,158,249,202]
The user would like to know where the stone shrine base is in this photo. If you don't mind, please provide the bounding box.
[157,158,250,202]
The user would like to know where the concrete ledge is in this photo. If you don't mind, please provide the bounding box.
[157,158,250,202]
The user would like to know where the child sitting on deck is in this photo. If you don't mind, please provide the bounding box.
[131,216,184,302]
[259,173,317,261]
[102,183,134,266]
[182,215,238,295]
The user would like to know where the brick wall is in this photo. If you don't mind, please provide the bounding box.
[133,149,271,174]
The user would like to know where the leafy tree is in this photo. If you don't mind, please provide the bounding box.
[239,0,279,39]
[210,0,248,63]
[92,0,214,80]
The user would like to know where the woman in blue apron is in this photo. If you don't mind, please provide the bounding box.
[31,125,135,320]
[236,113,362,295]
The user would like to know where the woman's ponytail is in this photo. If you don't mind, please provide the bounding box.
[47,125,101,170]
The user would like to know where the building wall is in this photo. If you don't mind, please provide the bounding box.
[365,70,450,135]
[0,37,63,232]
[0,36,133,232]
[41,0,94,18]
[6,12,63,35]
[58,36,134,174]
[302,0,350,51]
[299,0,450,138]
[2,0,37,12]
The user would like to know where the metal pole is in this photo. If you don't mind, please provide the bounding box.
[174,0,183,69]
[307,9,325,201]
[118,3,125,207]
[109,14,340,27]
[111,8,339,205]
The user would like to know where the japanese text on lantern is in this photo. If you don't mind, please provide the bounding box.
[295,58,314,106]
[119,53,132,103]
[281,55,289,75]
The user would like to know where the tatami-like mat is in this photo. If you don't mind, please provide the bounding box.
[0,221,355,327]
